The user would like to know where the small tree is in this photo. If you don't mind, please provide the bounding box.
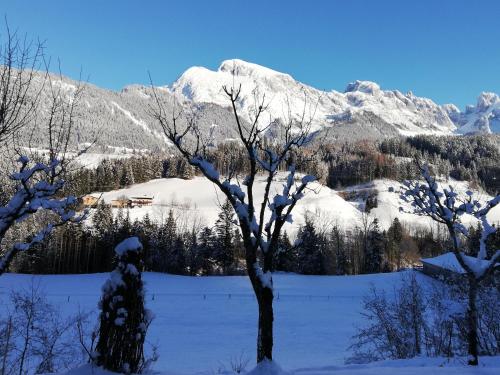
[96,237,152,373]
[400,163,499,365]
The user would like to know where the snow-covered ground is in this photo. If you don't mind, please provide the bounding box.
[92,176,500,235]
[0,271,498,375]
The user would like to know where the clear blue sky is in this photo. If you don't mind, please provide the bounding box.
[3,0,499,108]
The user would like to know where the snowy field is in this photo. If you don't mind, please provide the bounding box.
[0,271,498,374]
[92,176,500,235]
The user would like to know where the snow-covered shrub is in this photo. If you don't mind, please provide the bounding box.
[96,237,153,374]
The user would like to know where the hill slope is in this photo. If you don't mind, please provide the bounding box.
[91,175,500,234]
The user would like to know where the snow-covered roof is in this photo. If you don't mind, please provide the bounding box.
[84,193,101,198]
[421,252,497,274]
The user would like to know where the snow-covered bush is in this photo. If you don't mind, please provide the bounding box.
[96,237,153,374]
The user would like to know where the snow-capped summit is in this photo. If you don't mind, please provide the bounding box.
[219,59,293,80]
[448,92,500,134]
[344,80,381,95]
[477,92,499,110]
[171,59,457,137]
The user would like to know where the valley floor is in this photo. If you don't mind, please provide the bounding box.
[0,271,498,374]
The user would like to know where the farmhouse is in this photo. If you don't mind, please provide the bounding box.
[130,195,154,207]
[111,197,132,208]
[82,194,100,207]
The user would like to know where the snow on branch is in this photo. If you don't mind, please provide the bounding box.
[400,163,499,280]
[150,79,320,296]
[0,156,86,275]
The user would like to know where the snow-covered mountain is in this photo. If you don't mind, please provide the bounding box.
[171,59,457,137]
[16,72,242,151]
[444,92,500,134]
[14,59,499,151]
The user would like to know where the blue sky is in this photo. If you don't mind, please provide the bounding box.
[3,0,499,108]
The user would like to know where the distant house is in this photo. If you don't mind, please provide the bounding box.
[82,194,100,207]
[111,198,132,208]
[421,252,499,284]
[130,196,154,207]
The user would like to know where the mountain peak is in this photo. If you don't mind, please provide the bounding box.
[476,92,500,110]
[169,59,459,136]
[344,80,381,95]
[218,59,291,79]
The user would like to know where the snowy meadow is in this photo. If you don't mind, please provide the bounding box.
[1,271,499,375]
[0,271,422,373]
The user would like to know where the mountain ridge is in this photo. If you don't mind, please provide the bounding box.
[170,59,499,136]
[16,59,500,151]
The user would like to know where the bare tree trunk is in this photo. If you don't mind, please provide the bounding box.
[467,276,479,366]
[256,288,274,362]
[19,306,34,375]
[246,248,275,363]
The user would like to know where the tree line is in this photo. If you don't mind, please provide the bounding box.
[11,198,498,276]
[61,134,500,202]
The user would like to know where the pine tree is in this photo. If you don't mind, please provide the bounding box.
[364,218,385,274]
[150,209,177,272]
[214,199,236,274]
[297,218,325,275]
[185,229,200,275]
[168,236,186,274]
[331,226,348,275]
[273,231,297,272]
[387,217,403,270]
[93,201,114,237]
[197,227,216,275]
[467,222,482,257]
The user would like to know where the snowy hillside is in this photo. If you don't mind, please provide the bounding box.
[16,71,241,152]
[171,59,457,137]
[91,176,500,234]
[0,272,498,375]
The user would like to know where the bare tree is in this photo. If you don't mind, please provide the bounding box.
[0,20,46,144]
[400,163,499,365]
[0,22,87,276]
[151,79,318,362]
[0,282,87,375]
